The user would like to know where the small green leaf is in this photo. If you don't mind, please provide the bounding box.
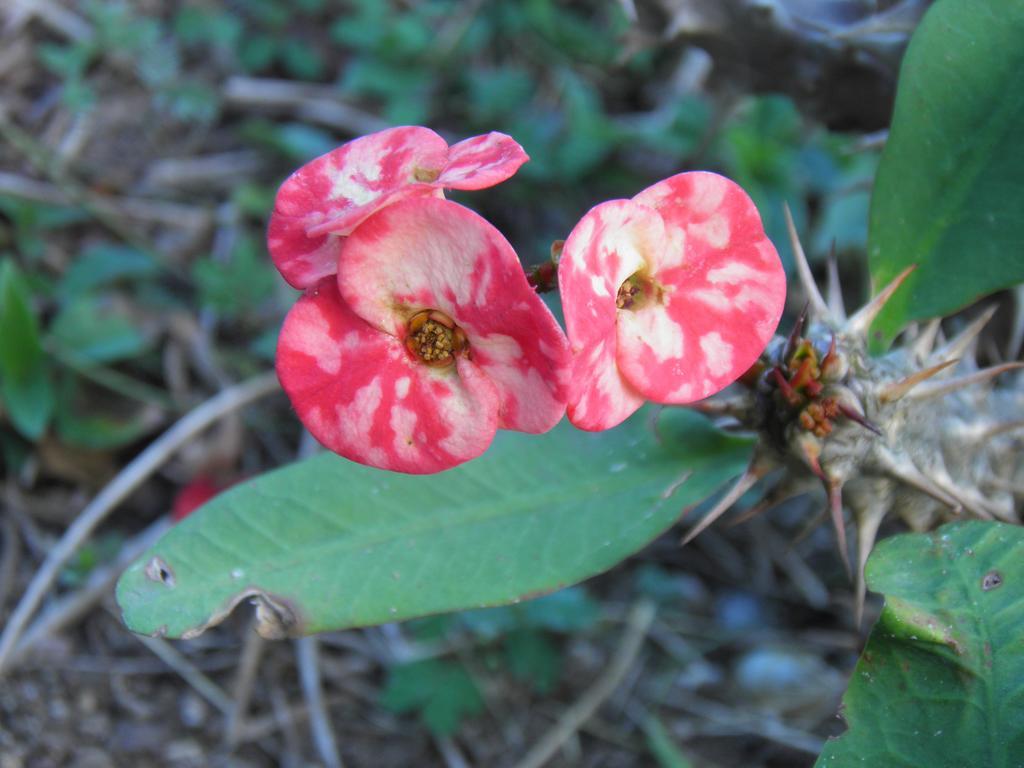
[0,260,54,439]
[464,66,534,123]
[294,0,326,14]
[0,197,88,260]
[644,714,694,768]
[380,659,483,735]
[245,0,290,29]
[54,376,160,450]
[520,586,599,633]
[504,629,560,694]
[241,120,336,162]
[279,39,324,81]
[37,42,96,77]
[0,428,31,476]
[50,296,151,366]
[155,81,220,124]
[116,410,753,639]
[172,7,242,49]
[59,532,125,587]
[816,521,1024,767]
[238,35,279,72]
[192,234,276,318]
[459,586,598,639]
[232,183,276,219]
[58,244,159,299]
[867,0,1024,348]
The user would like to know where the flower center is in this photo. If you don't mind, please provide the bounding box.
[413,166,441,183]
[616,272,660,310]
[405,309,468,367]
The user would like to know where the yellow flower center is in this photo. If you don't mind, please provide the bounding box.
[413,167,441,183]
[405,309,468,367]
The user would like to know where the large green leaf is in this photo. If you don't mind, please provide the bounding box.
[116,410,752,638]
[867,0,1024,348]
[816,521,1024,767]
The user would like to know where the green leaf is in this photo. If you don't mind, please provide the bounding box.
[154,81,220,124]
[59,532,125,588]
[49,296,151,366]
[58,244,159,299]
[116,409,753,638]
[520,585,599,633]
[191,234,276,318]
[0,260,54,439]
[459,585,599,639]
[463,66,534,123]
[53,375,160,450]
[380,659,483,735]
[816,521,1024,767]
[644,714,695,768]
[867,0,1024,348]
[0,196,88,260]
[279,39,324,81]
[0,428,31,476]
[238,35,279,72]
[232,183,276,219]
[504,628,560,694]
[241,120,337,162]
[37,42,96,77]
[172,7,242,49]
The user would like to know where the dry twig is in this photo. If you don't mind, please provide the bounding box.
[511,600,657,768]
[222,76,389,135]
[225,622,267,748]
[11,517,172,665]
[296,636,345,768]
[664,690,825,755]
[0,170,212,234]
[0,372,280,677]
[132,632,234,715]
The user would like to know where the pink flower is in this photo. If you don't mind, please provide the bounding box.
[276,196,570,474]
[268,126,528,289]
[559,171,786,431]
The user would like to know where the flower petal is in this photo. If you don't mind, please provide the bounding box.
[559,200,660,430]
[268,127,448,288]
[339,197,569,433]
[437,132,529,190]
[276,280,499,473]
[266,213,344,290]
[619,171,786,402]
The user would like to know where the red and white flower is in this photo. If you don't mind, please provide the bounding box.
[276,196,570,474]
[559,171,786,431]
[268,126,528,289]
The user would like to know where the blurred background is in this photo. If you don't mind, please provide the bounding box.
[0,1,926,766]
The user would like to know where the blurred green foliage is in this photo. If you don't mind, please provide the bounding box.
[39,0,219,121]
[381,587,600,733]
[0,247,162,459]
[28,0,876,269]
[644,714,696,768]
[191,234,277,321]
[405,586,600,704]
[380,658,484,735]
[59,531,125,587]
[0,260,54,440]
